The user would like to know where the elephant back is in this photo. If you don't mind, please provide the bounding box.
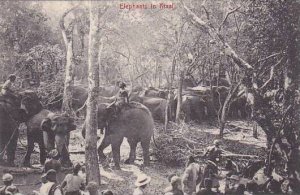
[127,101,153,117]
[26,109,53,129]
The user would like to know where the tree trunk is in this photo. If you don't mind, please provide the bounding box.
[176,69,184,123]
[164,24,187,130]
[85,2,101,185]
[219,84,240,138]
[60,8,76,115]
[62,38,74,115]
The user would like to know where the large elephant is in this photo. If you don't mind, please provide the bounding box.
[180,95,207,122]
[82,102,154,169]
[130,94,171,122]
[0,91,40,166]
[21,95,76,167]
[228,96,250,119]
[47,85,88,111]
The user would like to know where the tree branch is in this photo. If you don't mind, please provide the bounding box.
[259,57,284,90]
[255,52,283,66]
[218,6,241,31]
[181,0,253,71]
[60,5,79,46]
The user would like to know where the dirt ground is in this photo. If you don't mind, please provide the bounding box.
[0,120,267,195]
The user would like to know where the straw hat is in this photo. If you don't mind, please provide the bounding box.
[2,173,13,182]
[213,139,221,146]
[228,175,240,181]
[135,174,151,187]
[170,176,181,185]
[41,169,56,180]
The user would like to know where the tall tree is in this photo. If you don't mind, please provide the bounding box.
[85,1,101,185]
[60,6,77,115]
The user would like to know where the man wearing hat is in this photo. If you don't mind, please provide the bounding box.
[0,173,19,195]
[164,175,183,195]
[224,175,240,194]
[203,140,223,164]
[39,169,63,195]
[61,163,85,195]
[133,174,151,195]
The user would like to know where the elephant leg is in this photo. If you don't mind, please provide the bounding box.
[97,136,111,160]
[65,133,70,150]
[60,145,72,167]
[111,141,122,170]
[23,135,34,167]
[141,138,151,167]
[37,138,46,165]
[55,135,72,167]
[125,138,138,164]
[6,129,19,166]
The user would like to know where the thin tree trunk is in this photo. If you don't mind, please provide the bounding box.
[62,38,74,115]
[164,24,187,131]
[85,2,101,185]
[176,69,184,123]
[60,8,76,115]
[219,84,240,138]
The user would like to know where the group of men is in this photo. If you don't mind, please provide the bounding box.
[0,164,113,195]
[131,140,225,195]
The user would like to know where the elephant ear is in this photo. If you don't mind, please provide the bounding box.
[41,118,52,132]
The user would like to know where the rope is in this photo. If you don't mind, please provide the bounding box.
[0,126,19,157]
[0,102,21,158]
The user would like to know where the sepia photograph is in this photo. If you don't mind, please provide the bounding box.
[0,0,299,194]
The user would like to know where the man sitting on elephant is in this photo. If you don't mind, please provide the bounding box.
[102,81,130,121]
[1,74,18,104]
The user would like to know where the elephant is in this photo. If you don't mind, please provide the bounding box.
[47,85,88,112]
[21,95,76,167]
[130,94,172,122]
[82,102,154,169]
[0,90,40,166]
[175,95,207,122]
[99,85,119,97]
[143,87,168,99]
[228,96,250,119]
[131,85,143,93]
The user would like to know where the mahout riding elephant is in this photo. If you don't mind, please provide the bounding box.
[82,102,154,170]
[21,95,76,167]
[0,90,40,166]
